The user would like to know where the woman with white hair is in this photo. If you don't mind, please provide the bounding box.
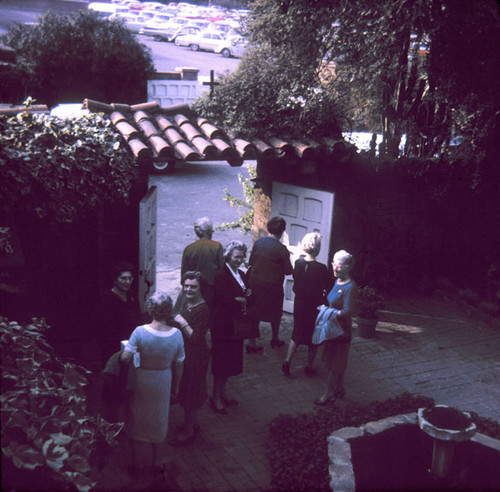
[282,232,331,377]
[121,292,185,475]
[314,250,357,406]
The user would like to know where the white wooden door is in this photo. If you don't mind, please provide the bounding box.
[139,186,157,312]
[271,182,335,313]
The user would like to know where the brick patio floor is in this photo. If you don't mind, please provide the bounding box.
[90,272,500,491]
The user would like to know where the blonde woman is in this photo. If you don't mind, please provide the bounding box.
[282,232,330,377]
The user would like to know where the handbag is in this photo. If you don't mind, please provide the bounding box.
[312,305,344,344]
[234,313,259,340]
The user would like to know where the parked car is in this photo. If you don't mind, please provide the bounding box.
[141,16,192,41]
[88,2,120,18]
[169,25,201,43]
[140,13,174,39]
[113,13,150,33]
[215,36,248,58]
[141,2,166,10]
[176,31,227,52]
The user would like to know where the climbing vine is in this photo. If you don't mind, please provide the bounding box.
[217,164,256,235]
[0,103,138,224]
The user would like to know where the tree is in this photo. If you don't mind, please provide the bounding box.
[1,10,154,107]
[331,0,500,161]
[194,0,344,139]
[196,0,499,168]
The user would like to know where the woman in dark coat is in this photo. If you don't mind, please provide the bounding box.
[248,216,293,350]
[172,271,210,444]
[282,232,330,377]
[210,240,254,414]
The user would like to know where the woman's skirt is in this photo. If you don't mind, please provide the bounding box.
[211,338,243,377]
[250,278,284,322]
[129,367,171,443]
[292,296,319,345]
[321,339,351,374]
[179,343,210,410]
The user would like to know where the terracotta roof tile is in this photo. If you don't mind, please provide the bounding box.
[1,99,356,172]
[0,104,50,116]
[83,99,252,169]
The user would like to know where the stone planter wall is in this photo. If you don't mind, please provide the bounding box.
[328,412,500,491]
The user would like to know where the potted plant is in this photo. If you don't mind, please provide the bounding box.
[356,286,386,338]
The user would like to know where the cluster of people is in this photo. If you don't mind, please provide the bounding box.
[98,216,357,475]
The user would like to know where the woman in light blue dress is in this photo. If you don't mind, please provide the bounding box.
[121,292,185,475]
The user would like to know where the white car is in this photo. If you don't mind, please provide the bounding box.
[140,13,174,39]
[141,2,165,10]
[216,36,249,58]
[169,25,201,43]
[113,14,150,33]
[176,31,227,52]
[141,17,192,41]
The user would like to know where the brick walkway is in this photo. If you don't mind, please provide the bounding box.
[92,274,500,491]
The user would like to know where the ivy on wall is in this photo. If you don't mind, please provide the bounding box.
[0,106,138,224]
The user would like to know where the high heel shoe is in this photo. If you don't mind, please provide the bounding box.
[334,389,346,399]
[209,397,228,414]
[314,395,336,406]
[282,361,291,376]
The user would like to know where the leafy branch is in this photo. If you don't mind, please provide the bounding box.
[217,165,256,235]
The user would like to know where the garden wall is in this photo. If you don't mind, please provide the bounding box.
[255,152,500,305]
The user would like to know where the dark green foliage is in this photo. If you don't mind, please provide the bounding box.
[0,109,139,223]
[1,10,154,107]
[193,0,344,138]
[0,316,123,491]
[332,0,500,160]
[267,393,434,491]
[0,60,27,104]
[201,0,499,165]
[356,286,386,319]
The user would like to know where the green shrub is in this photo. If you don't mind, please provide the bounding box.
[0,108,138,224]
[217,165,256,234]
[2,10,154,106]
[0,317,123,491]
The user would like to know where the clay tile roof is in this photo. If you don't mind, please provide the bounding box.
[83,98,249,169]
[0,104,50,116]
[1,98,355,171]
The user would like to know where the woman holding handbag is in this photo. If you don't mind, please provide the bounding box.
[210,240,257,414]
[314,250,357,406]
